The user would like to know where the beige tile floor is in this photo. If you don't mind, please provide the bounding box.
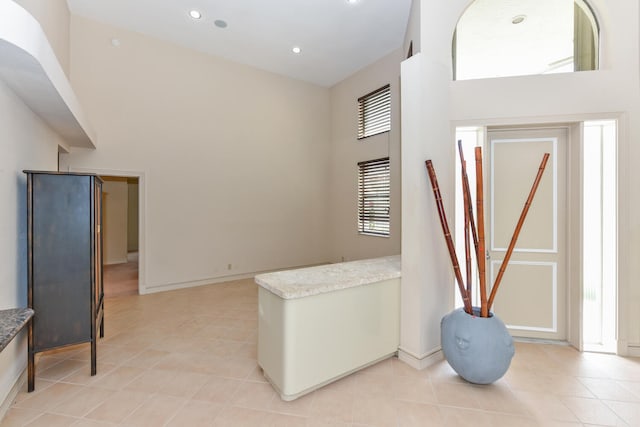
[3,278,640,426]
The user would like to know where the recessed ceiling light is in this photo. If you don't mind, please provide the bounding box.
[292,46,302,54]
[511,15,526,24]
[189,10,202,20]
[346,0,359,4]
[214,19,228,28]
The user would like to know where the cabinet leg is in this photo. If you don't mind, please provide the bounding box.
[28,322,34,392]
[27,351,34,392]
[90,339,97,376]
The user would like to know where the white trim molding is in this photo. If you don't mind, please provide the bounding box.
[397,346,444,370]
[626,344,640,358]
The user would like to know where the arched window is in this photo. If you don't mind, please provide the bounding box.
[453,0,599,80]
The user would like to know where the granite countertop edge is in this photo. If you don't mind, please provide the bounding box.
[255,255,401,299]
[0,308,34,353]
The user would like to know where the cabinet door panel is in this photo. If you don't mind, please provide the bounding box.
[32,174,91,351]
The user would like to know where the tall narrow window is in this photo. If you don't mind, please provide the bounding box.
[582,120,617,353]
[358,84,391,139]
[358,157,390,237]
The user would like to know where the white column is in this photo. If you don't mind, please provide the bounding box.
[399,52,456,368]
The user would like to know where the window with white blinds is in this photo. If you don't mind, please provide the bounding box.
[358,157,390,237]
[357,84,391,139]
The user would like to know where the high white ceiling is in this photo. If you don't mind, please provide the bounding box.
[66,0,412,87]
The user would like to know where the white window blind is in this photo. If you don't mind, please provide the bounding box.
[358,157,390,237]
[357,84,391,139]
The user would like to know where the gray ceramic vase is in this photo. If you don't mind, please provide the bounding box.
[441,307,515,384]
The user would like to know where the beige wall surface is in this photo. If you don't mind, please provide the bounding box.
[0,79,61,414]
[63,16,333,292]
[13,0,70,76]
[328,49,402,263]
[102,177,129,265]
[401,0,640,360]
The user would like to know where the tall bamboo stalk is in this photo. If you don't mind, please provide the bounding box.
[425,160,473,315]
[462,161,472,300]
[475,147,488,317]
[487,153,550,311]
[458,141,479,304]
[458,141,479,263]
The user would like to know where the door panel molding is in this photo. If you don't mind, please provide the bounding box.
[490,137,558,253]
[490,260,558,333]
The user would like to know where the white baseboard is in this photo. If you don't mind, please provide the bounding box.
[397,346,444,370]
[626,344,640,357]
[0,368,25,423]
[141,271,258,294]
[140,262,330,295]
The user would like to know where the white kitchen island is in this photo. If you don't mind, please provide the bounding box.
[255,255,401,401]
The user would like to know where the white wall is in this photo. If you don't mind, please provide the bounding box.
[328,49,403,262]
[400,52,455,368]
[0,0,70,410]
[102,177,129,265]
[12,0,70,76]
[400,0,640,362]
[62,16,333,293]
[0,78,61,412]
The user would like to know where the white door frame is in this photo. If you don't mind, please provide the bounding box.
[452,112,628,355]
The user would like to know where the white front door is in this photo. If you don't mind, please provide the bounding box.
[487,128,567,340]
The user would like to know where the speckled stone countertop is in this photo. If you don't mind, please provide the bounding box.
[0,308,34,352]
[255,255,400,299]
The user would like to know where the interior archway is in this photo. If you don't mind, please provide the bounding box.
[453,0,599,80]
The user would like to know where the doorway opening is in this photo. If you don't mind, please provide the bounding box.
[101,176,140,297]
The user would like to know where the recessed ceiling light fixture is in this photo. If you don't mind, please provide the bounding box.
[292,46,302,54]
[189,10,202,20]
[214,19,228,28]
[346,0,359,4]
[511,15,526,24]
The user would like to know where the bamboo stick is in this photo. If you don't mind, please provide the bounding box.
[425,160,473,315]
[462,161,472,301]
[487,153,551,311]
[458,141,479,263]
[475,147,488,317]
[458,140,479,304]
